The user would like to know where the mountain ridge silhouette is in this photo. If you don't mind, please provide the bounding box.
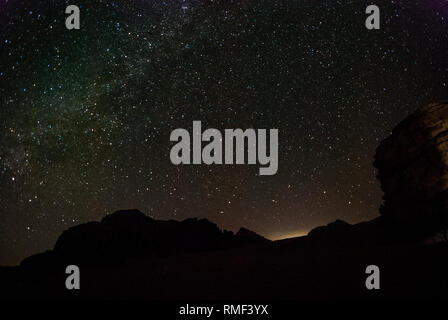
[19,209,271,269]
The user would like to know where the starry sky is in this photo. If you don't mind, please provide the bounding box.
[1,0,447,265]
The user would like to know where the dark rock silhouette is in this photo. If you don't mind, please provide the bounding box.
[304,217,396,247]
[374,101,448,240]
[21,209,269,269]
[235,227,271,244]
[307,219,358,247]
[308,219,353,239]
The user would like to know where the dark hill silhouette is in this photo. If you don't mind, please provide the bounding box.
[20,209,269,270]
[3,210,448,299]
[235,227,271,244]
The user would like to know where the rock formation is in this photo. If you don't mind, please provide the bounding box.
[21,209,269,269]
[307,219,354,245]
[374,101,448,239]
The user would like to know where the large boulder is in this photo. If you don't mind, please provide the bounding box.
[374,101,448,238]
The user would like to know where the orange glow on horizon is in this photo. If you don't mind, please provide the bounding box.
[268,230,309,241]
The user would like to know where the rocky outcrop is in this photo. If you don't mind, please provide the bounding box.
[21,209,269,268]
[374,101,448,238]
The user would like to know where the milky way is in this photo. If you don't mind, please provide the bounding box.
[1,0,447,265]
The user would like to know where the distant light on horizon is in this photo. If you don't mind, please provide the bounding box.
[268,230,309,241]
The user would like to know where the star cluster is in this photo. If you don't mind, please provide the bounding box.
[1,0,447,265]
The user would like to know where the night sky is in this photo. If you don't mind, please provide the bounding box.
[1,0,447,265]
